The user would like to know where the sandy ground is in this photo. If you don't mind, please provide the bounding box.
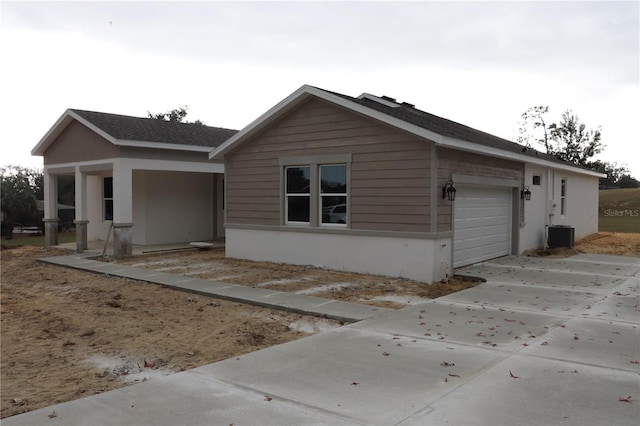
[1,232,638,418]
[0,247,340,418]
[118,249,481,310]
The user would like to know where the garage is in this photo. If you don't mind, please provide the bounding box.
[453,185,512,268]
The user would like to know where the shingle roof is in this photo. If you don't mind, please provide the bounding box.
[71,109,238,148]
[316,87,570,166]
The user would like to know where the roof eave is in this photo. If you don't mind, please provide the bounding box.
[115,139,214,153]
[209,85,605,178]
[440,136,606,178]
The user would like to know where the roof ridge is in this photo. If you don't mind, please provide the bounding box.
[69,109,238,132]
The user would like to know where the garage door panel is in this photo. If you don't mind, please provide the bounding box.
[454,186,512,268]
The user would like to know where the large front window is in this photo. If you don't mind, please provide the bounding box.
[283,161,349,227]
[285,166,310,223]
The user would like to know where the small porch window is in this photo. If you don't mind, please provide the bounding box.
[104,177,113,220]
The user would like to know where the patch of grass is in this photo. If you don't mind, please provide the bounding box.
[1,231,76,248]
[599,188,640,233]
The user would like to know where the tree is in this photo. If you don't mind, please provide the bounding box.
[517,106,552,153]
[518,106,602,166]
[589,160,629,188]
[619,174,640,188]
[147,105,203,125]
[515,106,636,186]
[1,166,39,239]
[549,110,603,166]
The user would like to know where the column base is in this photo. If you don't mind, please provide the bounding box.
[43,218,59,247]
[112,223,133,258]
[74,220,89,252]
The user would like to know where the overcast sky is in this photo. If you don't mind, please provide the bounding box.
[1,1,638,178]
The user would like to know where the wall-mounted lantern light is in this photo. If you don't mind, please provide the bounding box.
[521,185,532,201]
[442,180,456,201]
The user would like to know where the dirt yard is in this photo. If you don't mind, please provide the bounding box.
[1,232,638,418]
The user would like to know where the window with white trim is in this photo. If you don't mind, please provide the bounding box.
[104,177,113,220]
[285,166,310,224]
[320,165,347,226]
[283,160,349,227]
[560,178,567,215]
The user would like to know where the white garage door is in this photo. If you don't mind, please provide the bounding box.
[453,186,512,268]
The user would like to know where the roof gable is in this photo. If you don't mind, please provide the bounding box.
[32,109,238,156]
[210,85,603,177]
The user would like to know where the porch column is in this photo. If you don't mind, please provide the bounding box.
[43,170,59,247]
[112,162,133,258]
[74,167,88,252]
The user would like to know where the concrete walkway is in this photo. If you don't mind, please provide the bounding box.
[4,253,639,425]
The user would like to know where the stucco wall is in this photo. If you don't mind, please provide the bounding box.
[225,227,451,283]
[87,174,112,242]
[136,170,214,245]
[44,121,119,164]
[519,164,549,252]
[550,169,599,241]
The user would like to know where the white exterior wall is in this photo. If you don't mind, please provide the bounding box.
[226,227,452,283]
[550,169,599,240]
[138,170,214,245]
[132,171,147,244]
[87,175,112,242]
[519,164,549,252]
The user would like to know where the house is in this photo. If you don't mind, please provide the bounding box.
[32,109,237,256]
[210,85,603,282]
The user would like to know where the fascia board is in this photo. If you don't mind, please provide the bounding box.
[440,135,606,178]
[209,85,445,160]
[32,111,71,156]
[115,139,213,152]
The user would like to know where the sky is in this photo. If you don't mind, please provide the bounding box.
[1,1,639,178]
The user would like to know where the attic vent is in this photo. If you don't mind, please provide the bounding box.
[401,102,415,108]
[381,95,396,103]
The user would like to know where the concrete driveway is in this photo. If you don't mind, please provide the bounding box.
[4,253,639,425]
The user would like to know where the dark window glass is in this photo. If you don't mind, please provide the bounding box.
[286,166,310,223]
[287,196,310,222]
[320,165,347,193]
[104,177,113,198]
[321,196,347,224]
[104,177,113,220]
[286,167,310,194]
[104,200,114,220]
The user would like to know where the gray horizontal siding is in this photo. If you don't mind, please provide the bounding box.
[436,147,524,231]
[225,98,432,231]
